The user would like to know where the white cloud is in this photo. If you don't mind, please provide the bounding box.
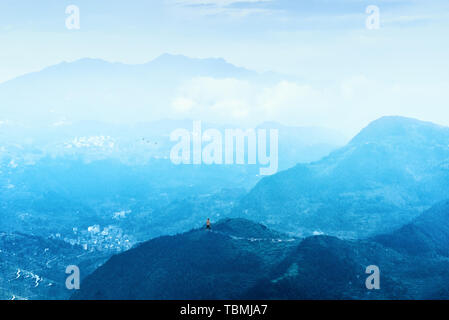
[172,97,195,112]
[169,77,328,127]
[340,75,370,99]
[169,75,449,136]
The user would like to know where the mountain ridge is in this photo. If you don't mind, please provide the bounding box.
[71,203,449,300]
[0,53,257,87]
[70,218,300,300]
[374,199,449,257]
[235,116,449,238]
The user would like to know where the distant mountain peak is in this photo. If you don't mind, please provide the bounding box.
[350,116,449,145]
[366,115,439,129]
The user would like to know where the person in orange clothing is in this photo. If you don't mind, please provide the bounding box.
[206,218,211,230]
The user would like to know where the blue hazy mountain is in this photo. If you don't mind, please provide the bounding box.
[256,121,346,169]
[71,209,449,300]
[0,53,345,169]
[0,54,287,125]
[235,116,449,238]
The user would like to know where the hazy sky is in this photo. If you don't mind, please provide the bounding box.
[1,0,449,134]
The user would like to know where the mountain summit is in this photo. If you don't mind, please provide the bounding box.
[350,116,449,145]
